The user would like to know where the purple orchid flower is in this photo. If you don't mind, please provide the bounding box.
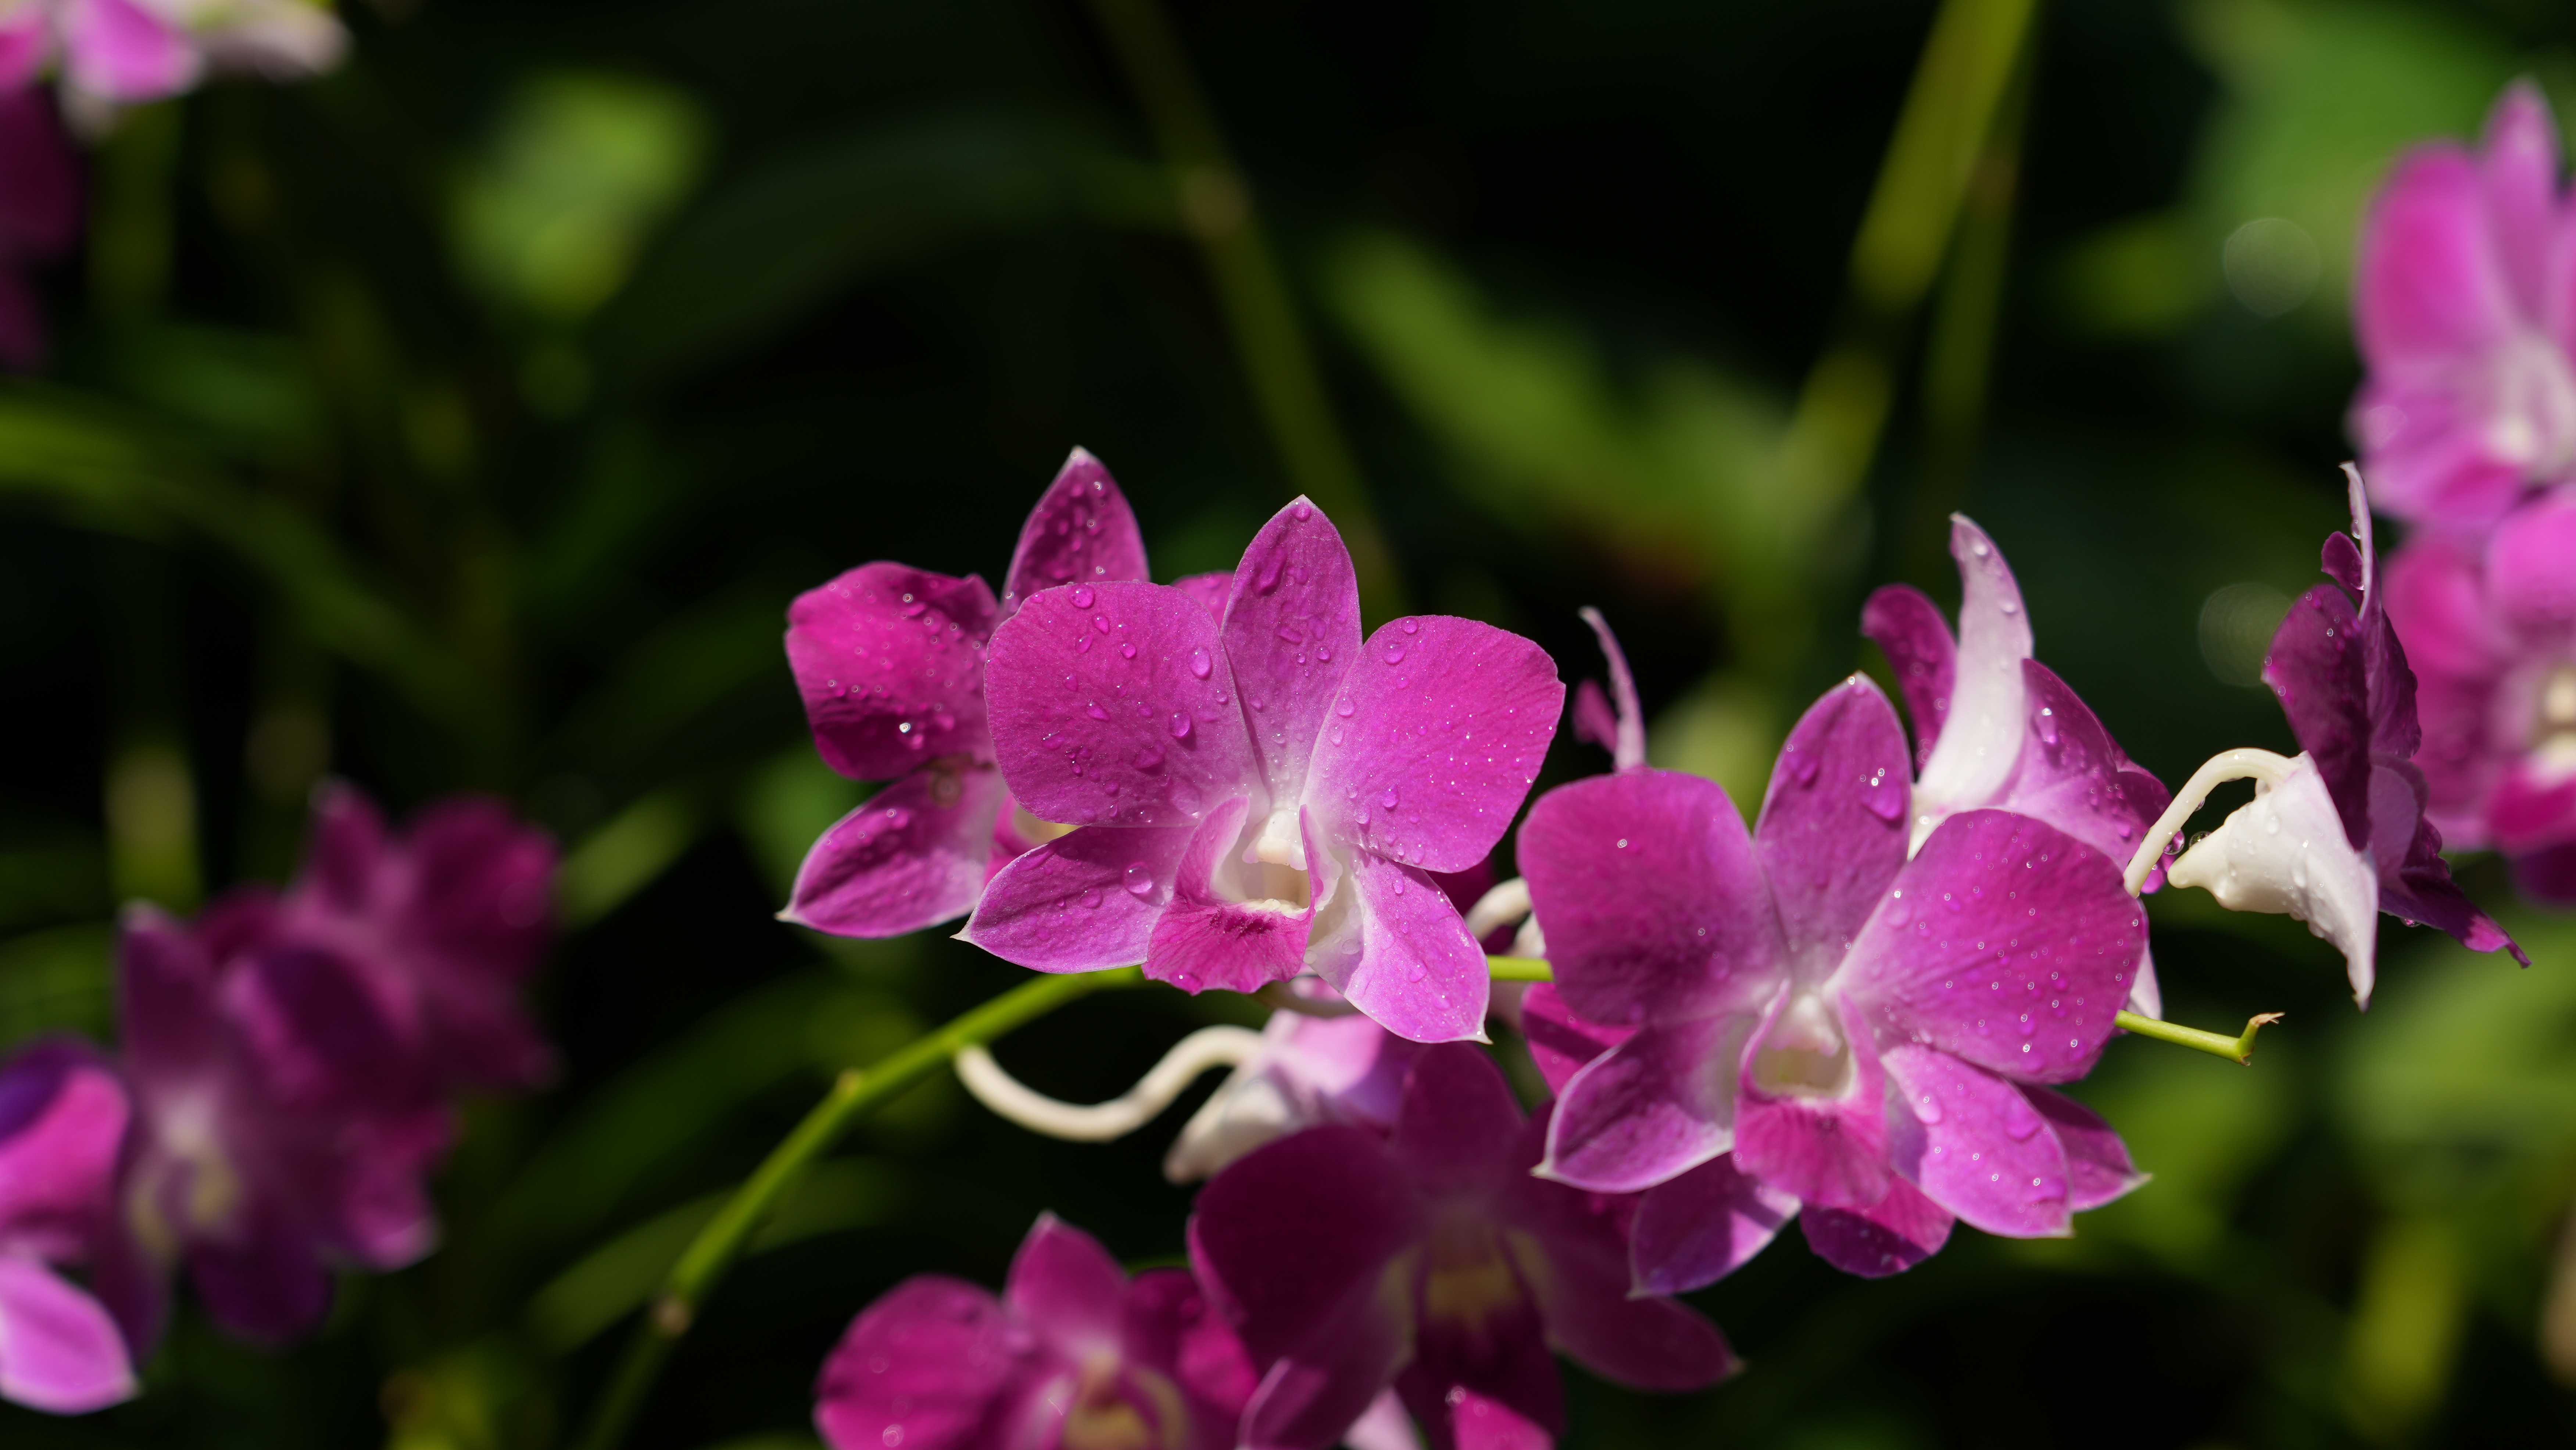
[814,1212,1254,1450]
[0,86,76,371]
[0,0,344,111]
[1863,516,2173,1014]
[2351,81,2576,534]
[1163,986,1423,1182]
[1189,1044,1732,1450]
[1516,672,2149,1287]
[963,499,1564,1044]
[781,450,1167,938]
[2387,482,2576,900]
[2163,466,2522,1005]
[0,1040,136,1414]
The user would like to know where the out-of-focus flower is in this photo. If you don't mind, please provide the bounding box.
[965,498,1563,1044]
[0,84,75,369]
[1518,675,2147,1286]
[1863,517,2171,1014]
[2351,81,2576,534]
[1163,983,1422,1182]
[0,0,345,111]
[2167,467,2521,1004]
[814,1213,1254,1450]
[107,903,451,1346]
[2387,481,2576,902]
[0,1040,136,1414]
[782,450,1156,937]
[1189,1045,1733,1450]
[1567,607,1644,773]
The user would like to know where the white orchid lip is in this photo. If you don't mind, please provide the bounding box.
[1749,992,1855,1098]
[2164,758,2380,1004]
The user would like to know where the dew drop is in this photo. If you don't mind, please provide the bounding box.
[1292,501,1313,521]
[1407,963,1427,982]
[1336,698,1355,717]
[1913,1092,1943,1125]
[1169,712,1191,739]
[1123,863,1156,897]
[1189,648,1213,679]
[1077,636,1093,653]
[2001,1094,2041,1140]
[1384,642,1407,665]
[1092,615,1111,634]
[1086,703,1110,720]
[1079,887,1103,909]
[2035,707,2059,747]
[1134,745,1164,769]
[1070,586,1095,608]
[1401,618,1419,634]
[1120,643,1138,659]
[1381,787,1399,810]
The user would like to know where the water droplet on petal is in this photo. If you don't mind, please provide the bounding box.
[1086,703,1110,720]
[1336,698,1355,717]
[1134,745,1164,769]
[1384,642,1406,665]
[1120,642,1137,659]
[2002,1094,2042,1140]
[1168,712,1191,739]
[1123,863,1156,897]
[1400,618,1419,634]
[1092,615,1111,634]
[1913,1093,1943,1125]
[1292,501,1313,521]
[1381,787,1399,810]
[2034,706,2059,747]
[1071,586,1095,608]
[1189,648,1212,679]
[1079,887,1103,909]
[1406,963,1427,982]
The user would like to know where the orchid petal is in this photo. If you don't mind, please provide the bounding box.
[2377,769,2525,963]
[62,0,199,102]
[2358,149,2520,372]
[187,1205,334,1344]
[2480,81,2561,316]
[2020,1085,2148,1212]
[1223,500,1363,809]
[1386,1044,1524,1199]
[1315,850,1489,1045]
[1540,1012,1747,1193]
[1148,797,1312,994]
[2167,759,2382,1005]
[1880,1046,2073,1238]
[815,1276,1027,1450]
[784,765,1009,936]
[1756,676,1910,975]
[0,1044,126,1257]
[1914,517,2033,824]
[1576,608,1645,771]
[1438,1386,1553,1450]
[1173,570,1234,623]
[1342,1389,1425,1450]
[0,14,50,94]
[787,563,998,781]
[1860,584,1956,774]
[1005,1213,1128,1354]
[1627,1154,1799,1295]
[2486,483,2576,636]
[1729,993,1890,1211]
[1797,1178,1952,1278]
[1517,983,1634,1097]
[0,1254,135,1414]
[221,942,416,1112]
[962,823,1195,972]
[1001,448,1151,615]
[2004,662,2170,869]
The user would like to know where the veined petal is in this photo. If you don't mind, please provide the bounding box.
[2166,759,2382,1005]
[1313,851,1488,1045]
[1502,1153,1736,1395]
[1914,517,2034,825]
[2358,149,2520,371]
[0,1254,135,1414]
[1756,676,1910,976]
[1517,983,1635,1098]
[1540,1012,1748,1194]
[1309,616,1563,874]
[1797,1179,1952,1278]
[986,579,1254,828]
[1518,771,1782,1027]
[1223,500,1363,810]
[1001,448,1151,615]
[1005,1213,1127,1356]
[961,824,1194,973]
[783,765,1008,936]
[1880,1046,2072,1238]
[1860,584,1956,773]
[815,1276,1029,1450]
[2021,1085,2147,1212]
[2354,377,2537,528]
[787,563,998,781]
[1729,992,1890,1212]
[1628,1155,1799,1295]
[1148,797,1311,995]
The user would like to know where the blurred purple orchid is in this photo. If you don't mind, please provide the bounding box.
[0,0,344,113]
[964,497,1563,1044]
[814,1213,1255,1450]
[2351,81,2576,534]
[1188,1044,1734,1450]
[2163,467,2521,1004]
[1517,674,2148,1285]
[0,1040,136,1414]
[0,85,76,370]
[782,450,1163,938]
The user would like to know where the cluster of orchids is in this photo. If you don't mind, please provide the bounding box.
[0,785,554,1413]
[776,433,2520,1450]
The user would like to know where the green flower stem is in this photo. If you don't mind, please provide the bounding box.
[1489,957,2281,1066]
[570,966,1148,1450]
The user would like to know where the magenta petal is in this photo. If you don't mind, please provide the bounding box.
[1005,1213,1127,1352]
[2358,150,2518,369]
[1729,993,1890,1211]
[2001,661,2171,869]
[815,1276,1029,1450]
[0,16,50,94]
[1223,500,1364,806]
[1443,1387,1553,1450]
[1315,850,1489,1045]
[1880,1045,2072,1237]
[2486,485,2576,635]
[395,795,558,982]
[1172,570,1234,623]
[2480,82,2561,315]
[62,0,199,102]
[220,942,415,1111]
[962,824,1193,972]
[1576,607,1645,771]
[787,563,999,781]
[1241,1308,1409,1450]
[2019,1085,2146,1212]
[1001,448,1151,615]
[0,1254,135,1414]
[188,1207,334,1344]
[1915,517,2035,814]
[1541,1013,1743,1193]
[1798,1178,1953,1278]
[1148,797,1310,994]
[302,780,384,913]
[1755,676,1910,968]
[1518,771,1780,1026]
[1628,1155,1799,1295]
[1518,983,1635,1097]
[1312,616,1564,872]
[785,765,1009,936]
[1843,810,2141,1084]
[987,579,1252,829]
[1502,1164,1737,1391]
[0,1043,127,1256]
[1387,1045,1523,1196]
[1860,584,1956,773]
[2264,584,2373,846]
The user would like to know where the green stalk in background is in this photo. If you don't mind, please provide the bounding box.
[1084,0,1407,618]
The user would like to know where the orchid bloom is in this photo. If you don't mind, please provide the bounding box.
[0,0,345,111]
[0,1040,136,1414]
[783,450,1169,937]
[964,497,1563,1044]
[1163,988,1422,1182]
[2157,466,2522,1005]
[2351,81,2576,533]
[1189,1044,1734,1450]
[1517,673,2149,1286]
[2384,483,2576,901]
[0,85,76,370]
[814,1213,1255,1450]
[1863,516,2172,1015]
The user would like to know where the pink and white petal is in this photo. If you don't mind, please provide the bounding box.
[1001,448,1151,615]
[1312,850,1489,1045]
[1913,517,2035,820]
[1517,771,1781,1027]
[986,579,1254,829]
[783,765,1008,937]
[961,823,1195,973]
[1309,615,1563,872]
[1342,1389,1425,1450]
[1443,1388,1552,1450]
[1860,584,1957,773]
[1540,1012,1746,1194]
[62,0,199,103]
[2357,149,2520,369]
[2266,583,2375,847]
[1728,994,1891,1212]
[1797,1179,1953,1278]
[2126,942,2162,1019]
[2485,485,2576,638]
[2165,762,2382,1006]
[1576,608,1645,772]
[1755,676,1910,973]
[2019,1085,2147,1212]
[1172,570,1233,623]
[1880,1045,2072,1238]
[787,563,999,781]
[2384,531,2508,679]
[0,1044,128,1253]
[1628,1154,1800,1295]
[1004,1213,1128,1356]
[2357,381,2536,529]
[1222,500,1364,807]
[0,1254,135,1414]
[1841,810,2140,1083]
[1148,798,1310,995]
[0,12,50,94]
[2001,662,2170,870]
[1518,983,1635,1097]
[2479,81,2561,318]
[815,1276,1030,1450]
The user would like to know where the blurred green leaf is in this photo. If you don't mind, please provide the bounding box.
[0,923,112,1050]
[556,791,702,932]
[736,746,866,905]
